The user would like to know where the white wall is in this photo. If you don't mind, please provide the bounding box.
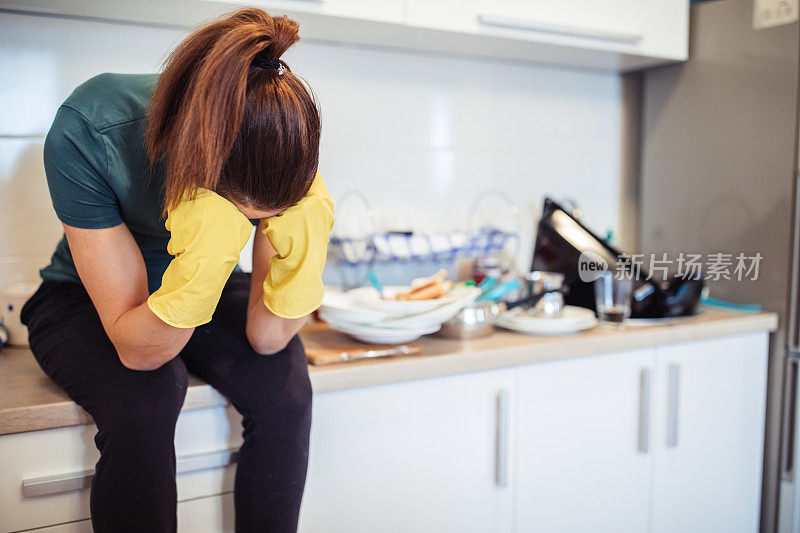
[0,10,621,285]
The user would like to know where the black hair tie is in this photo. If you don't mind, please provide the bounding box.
[251,51,286,74]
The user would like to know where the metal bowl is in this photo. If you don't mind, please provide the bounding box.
[437,301,502,339]
[525,271,566,317]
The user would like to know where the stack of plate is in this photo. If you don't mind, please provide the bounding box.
[320,285,481,344]
[495,306,597,335]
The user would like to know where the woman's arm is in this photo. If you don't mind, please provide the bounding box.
[64,222,194,370]
[246,225,307,355]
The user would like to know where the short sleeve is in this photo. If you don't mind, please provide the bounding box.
[43,105,122,229]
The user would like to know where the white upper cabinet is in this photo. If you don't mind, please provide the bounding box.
[221,0,403,24]
[405,0,689,64]
[5,0,688,71]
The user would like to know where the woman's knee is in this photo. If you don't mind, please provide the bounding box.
[93,359,189,442]
[271,336,312,415]
[251,374,312,423]
[241,336,312,422]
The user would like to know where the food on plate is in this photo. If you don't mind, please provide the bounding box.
[397,280,453,301]
[395,269,453,301]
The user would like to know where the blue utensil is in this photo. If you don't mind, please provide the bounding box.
[700,295,761,314]
[478,276,497,289]
[367,270,384,297]
[477,278,521,302]
[474,277,498,300]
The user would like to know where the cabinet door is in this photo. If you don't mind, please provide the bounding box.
[22,494,235,533]
[220,0,403,24]
[298,369,515,533]
[20,520,93,533]
[651,332,769,533]
[177,492,235,533]
[0,406,241,532]
[405,0,687,61]
[515,348,655,533]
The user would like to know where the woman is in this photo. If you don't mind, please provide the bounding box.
[20,8,332,532]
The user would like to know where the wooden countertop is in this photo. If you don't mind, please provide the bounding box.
[0,307,778,436]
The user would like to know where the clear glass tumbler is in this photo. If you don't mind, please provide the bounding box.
[594,271,633,329]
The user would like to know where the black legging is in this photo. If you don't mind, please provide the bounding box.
[21,272,312,533]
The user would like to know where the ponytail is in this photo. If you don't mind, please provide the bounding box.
[145,9,319,215]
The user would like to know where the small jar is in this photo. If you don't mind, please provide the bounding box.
[473,255,505,285]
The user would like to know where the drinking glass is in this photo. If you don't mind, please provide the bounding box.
[594,271,633,329]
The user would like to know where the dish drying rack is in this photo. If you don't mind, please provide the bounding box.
[327,189,521,290]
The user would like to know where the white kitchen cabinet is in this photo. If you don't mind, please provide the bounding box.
[5,0,687,71]
[0,330,770,532]
[515,348,655,533]
[2,366,515,533]
[298,368,516,533]
[20,494,234,533]
[0,407,242,532]
[16,520,93,532]
[405,0,688,62]
[176,492,235,532]
[650,332,769,533]
[218,0,403,24]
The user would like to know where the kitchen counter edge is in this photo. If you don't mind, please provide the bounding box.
[0,309,778,436]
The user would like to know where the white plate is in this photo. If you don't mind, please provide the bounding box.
[379,287,481,329]
[320,290,391,325]
[495,306,598,335]
[321,313,441,344]
[348,285,459,316]
[318,305,390,326]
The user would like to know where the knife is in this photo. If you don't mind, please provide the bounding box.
[306,343,423,365]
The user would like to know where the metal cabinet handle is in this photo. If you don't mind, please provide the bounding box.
[22,447,239,498]
[495,389,510,488]
[666,364,681,448]
[782,357,799,480]
[638,368,652,453]
[477,14,642,44]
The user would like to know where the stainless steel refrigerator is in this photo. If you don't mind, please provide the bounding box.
[639,0,799,531]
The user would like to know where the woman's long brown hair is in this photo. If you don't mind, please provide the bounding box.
[145,8,320,215]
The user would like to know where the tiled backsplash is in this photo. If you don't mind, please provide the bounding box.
[0,10,622,285]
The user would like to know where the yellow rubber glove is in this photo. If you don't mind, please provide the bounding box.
[148,189,254,328]
[261,173,334,319]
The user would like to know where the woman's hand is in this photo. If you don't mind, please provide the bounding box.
[147,189,253,329]
[245,172,333,354]
[245,173,333,354]
[259,173,334,318]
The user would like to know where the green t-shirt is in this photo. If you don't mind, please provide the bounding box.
[41,73,248,293]
[41,73,170,293]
